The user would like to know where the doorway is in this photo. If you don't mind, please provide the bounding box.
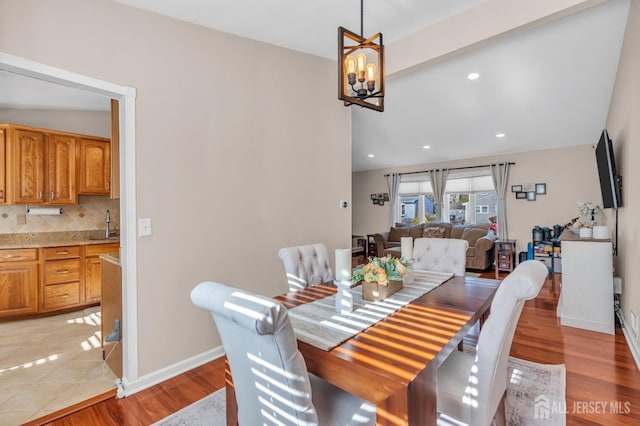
[0,52,138,417]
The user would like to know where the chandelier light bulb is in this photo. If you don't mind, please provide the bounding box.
[356,53,367,82]
[366,63,376,92]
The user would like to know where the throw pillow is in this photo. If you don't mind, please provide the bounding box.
[461,228,488,246]
[388,226,411,242]
[423,227,446,238]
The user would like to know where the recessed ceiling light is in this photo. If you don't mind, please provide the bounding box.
[496,133,506,138]
[367,154,375,158]
[467,72,480,80]
[423,145,431,149]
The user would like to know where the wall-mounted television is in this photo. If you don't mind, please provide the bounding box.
[595,129,622,209]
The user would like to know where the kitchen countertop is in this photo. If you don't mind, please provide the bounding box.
[100,252,121,266]
[0,231,120,249]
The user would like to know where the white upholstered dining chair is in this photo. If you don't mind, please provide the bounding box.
[278,243,333,292]
[191,281,376,426]
[436,260,548,426]
[413,237,468,276]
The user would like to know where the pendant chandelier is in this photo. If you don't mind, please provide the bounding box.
[338,0,384,112]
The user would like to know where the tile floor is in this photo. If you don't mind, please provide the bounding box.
[0,307,117,425]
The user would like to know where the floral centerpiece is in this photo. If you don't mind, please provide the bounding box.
[352,255,410,301]
[352,255,409,285]
[576,201,603,226]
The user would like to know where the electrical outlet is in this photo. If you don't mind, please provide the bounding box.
[340,200,348,208]
[631,310,639,339]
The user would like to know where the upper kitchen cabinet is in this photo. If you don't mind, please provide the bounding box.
[6,127,46,204]
[78,138,110,195]
[3,125,77,205]
[1,123,112,204]
[46,133,77,204]
[0,128,5,203]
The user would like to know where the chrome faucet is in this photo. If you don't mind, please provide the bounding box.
[105,209,111,238]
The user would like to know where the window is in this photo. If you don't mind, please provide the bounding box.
[398,176,437,224]
[396,170,498,227]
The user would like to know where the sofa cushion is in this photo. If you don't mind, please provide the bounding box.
[388,226,411,242]
[450,226,465,239]
[423,227,446,238]
[409,224,425,239]
[424,222,452,238]
[461,228,488,247]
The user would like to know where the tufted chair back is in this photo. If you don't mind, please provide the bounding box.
[278,243,333,292]
[191,281,376,425]
[436,260,548,425]
[412,237,468,276]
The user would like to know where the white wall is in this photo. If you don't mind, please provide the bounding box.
[0,0,352,376]
[0,108,111,138]
[353,144,603,255]
[606,0,640,355]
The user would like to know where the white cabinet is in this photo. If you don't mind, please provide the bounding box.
[557,238,614,334]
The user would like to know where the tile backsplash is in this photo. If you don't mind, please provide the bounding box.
[0,196,120,234]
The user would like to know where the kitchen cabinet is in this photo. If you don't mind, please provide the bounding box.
[47,133,77,204]
[79,138,111,195]
[85,243,119,303]
[41,246,83,312]
[0,128,5,203]
[3,124,77,204]
[7,128,46,204]
[0,248,39,319]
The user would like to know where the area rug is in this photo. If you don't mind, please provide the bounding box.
[152,388,226,426]
[153,357,565,425]
[505,357,566,426]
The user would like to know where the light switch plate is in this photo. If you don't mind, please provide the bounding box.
[138,218,152,237]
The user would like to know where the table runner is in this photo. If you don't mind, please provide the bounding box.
[288,270,454,351]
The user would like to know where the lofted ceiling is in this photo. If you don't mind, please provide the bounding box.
[0,0,630,171]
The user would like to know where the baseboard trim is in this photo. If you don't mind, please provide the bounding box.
[617,310,640,371]
[121,346,225,396]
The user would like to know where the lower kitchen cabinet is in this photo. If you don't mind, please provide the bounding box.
[41,246,83,312]
[0,249,39,319]
[85,243,119,304]
[0,242,120,320]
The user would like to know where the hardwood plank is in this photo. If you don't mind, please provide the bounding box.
[38,272,640,425]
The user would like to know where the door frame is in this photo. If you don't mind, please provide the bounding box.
[0,52,140,386]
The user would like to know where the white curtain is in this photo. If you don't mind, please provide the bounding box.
[490,163,511,239]
[387,173,401,227]
[429,169,449,222]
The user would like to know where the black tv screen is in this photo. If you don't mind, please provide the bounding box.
[595,129,622,208]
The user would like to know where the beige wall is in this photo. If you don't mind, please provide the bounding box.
[353,144,603,255]
[0,0,352,376]
[606,0,639,351]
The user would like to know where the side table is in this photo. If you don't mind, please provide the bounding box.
[495,240,516,279]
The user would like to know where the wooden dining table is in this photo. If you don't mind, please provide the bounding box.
[224,274,500,426]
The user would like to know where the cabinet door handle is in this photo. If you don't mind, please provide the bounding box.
[57,294,70,298]
[39,191,43,200]
[56,251,69,255]
[56,269,71,275]
[106,182,110,190]
[50,191,54,200]
[5,254,21,259]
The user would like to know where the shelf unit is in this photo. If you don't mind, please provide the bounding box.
[495,240,516,279]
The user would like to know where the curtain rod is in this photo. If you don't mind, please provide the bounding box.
[383,162,515,177]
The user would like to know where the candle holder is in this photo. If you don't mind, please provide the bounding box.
[403,259,415,285]
[334,280,354,314]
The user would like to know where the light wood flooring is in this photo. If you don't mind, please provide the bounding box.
[33,271,640,425]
